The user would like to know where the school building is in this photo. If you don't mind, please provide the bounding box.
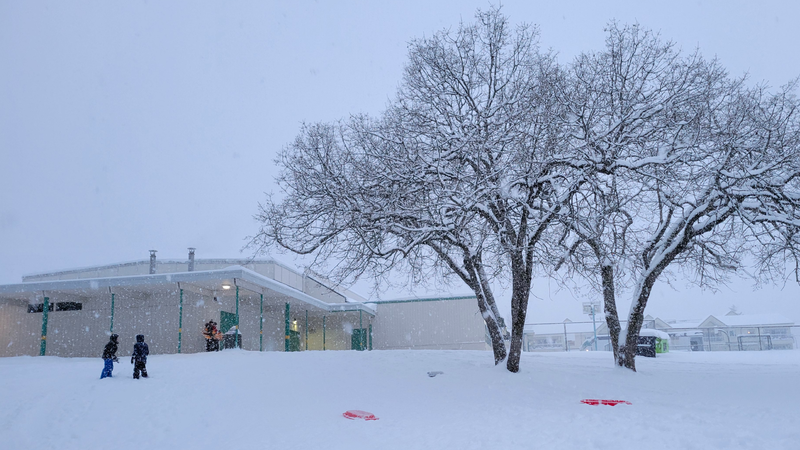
[0,250,491,357]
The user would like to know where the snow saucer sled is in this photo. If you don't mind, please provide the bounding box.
[342,410,379,421]
[580,399,632,406]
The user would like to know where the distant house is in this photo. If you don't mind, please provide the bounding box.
[523,312,796,352]
[664,313,796,351]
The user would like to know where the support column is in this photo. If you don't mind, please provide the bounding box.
[259,293,264,352]
[284,303,290,352]
[235,284,240,349]
[178,288,184,353]
[305,310,308,351]
[323,315,326,351]
[40,296,50,356]
[109,291,115,334]
[359,309,364,351]
[369,323,373,351]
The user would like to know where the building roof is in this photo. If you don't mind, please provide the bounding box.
[661,320,705,329]
[0,265,376,316]
[368,294,476,305]
[715,314,794,327]
[22,257,284,280]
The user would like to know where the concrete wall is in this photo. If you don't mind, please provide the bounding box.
[372,298,489,350]
[0,301,39,356]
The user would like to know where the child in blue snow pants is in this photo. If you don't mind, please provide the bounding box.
[100,358,114,379]
[100,334,119,379]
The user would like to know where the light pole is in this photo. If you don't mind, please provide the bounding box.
[584,302,600,351]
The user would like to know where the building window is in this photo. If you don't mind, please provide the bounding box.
[27,302,83,313]
[56,302,82,311]
[27,303,54,313]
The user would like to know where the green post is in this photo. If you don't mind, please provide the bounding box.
[369,323,373,351]
[359,309,364,351]
[284,303,290,352]
[40,296,50,356]
[109,292,115,333]
[323,315,326,351]
[305,310,308,350]
[178,288,184,353]
[259,293,264,352]
[235,285,240,348]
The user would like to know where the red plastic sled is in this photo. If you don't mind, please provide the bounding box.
[342,410,379,421]
[580,399,632,406]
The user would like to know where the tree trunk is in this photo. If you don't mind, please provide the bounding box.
[476,291,508,364]
[506,271,532,373]
[478,264,506,338]
[462,256,507,364]
[618,272,659,371]
[436,249,508,365]
[600,264,622,363]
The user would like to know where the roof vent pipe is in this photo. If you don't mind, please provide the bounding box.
[188,248,196,272]
[149,250,157,274]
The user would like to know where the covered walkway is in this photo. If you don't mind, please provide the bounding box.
[0,266,374,357]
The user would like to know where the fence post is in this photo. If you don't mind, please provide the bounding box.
[563,323,568,352]
[758,327,763,351]
[178,287,183,353]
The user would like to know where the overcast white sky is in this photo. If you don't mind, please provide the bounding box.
[2,0,799,323]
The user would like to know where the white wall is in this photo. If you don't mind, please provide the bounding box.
[372,298,489,350]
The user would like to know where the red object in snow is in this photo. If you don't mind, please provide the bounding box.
[581,399,632,406]
[342,410,379,421]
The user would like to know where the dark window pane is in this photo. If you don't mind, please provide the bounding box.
[55,302,82,311]
[27,303,54,313]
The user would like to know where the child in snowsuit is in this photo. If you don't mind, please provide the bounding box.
[131,334,149,379]
[203,320,220,352]
[100,334,119,379]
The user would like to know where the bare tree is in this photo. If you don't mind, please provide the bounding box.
[553,23,800,371]
[555,23,728,365]
[378,7,579,372]
[250,119,511,363]
[554,173,637,363]
[253,13,800,376]
[617,82,800,370]
[252,8,578,372]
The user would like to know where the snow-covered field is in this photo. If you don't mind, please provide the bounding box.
[2,349,799,449]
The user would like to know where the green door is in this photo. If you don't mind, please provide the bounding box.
[351,328,367,351]
[220,311,237,333]
[287,330,301,352]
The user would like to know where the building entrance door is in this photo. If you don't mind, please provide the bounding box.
[351,328,368,351]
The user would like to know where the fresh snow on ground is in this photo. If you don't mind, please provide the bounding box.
[2,350,799,449]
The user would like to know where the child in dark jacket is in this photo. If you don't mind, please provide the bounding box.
[131,334,149,379]
[100,334,120,379]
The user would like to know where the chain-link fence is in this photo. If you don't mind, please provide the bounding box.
[522,321,799,352]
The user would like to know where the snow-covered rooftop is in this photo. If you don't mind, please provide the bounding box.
[717,314,794,327]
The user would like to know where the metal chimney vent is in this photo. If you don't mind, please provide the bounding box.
[149,250,157,274]
[188,248,196,272]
